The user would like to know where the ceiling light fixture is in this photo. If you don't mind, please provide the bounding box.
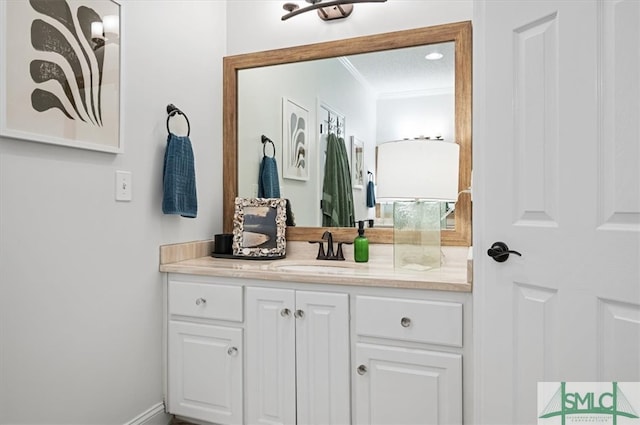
[282,0,387,21]
[425,52,444,60]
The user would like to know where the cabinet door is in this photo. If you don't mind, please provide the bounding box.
[246,287,296,425]
[296,291,350,425]
[354,343,462,425]
[168,321,243,425]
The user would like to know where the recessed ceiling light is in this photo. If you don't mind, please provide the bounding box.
[425,52,444,61]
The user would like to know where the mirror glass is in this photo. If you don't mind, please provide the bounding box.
[237,42,455,229]
[223,22,472,245]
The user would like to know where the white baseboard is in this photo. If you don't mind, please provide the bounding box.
[124,402,171,425]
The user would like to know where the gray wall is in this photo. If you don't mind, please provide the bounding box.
[376,93,455,143]
[226,0,473,55]
[0,2,225,423]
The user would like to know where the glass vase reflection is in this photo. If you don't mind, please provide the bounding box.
[393,200,441,271]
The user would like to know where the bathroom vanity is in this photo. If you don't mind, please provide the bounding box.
[161,20,474,425]
[160,240,473,425]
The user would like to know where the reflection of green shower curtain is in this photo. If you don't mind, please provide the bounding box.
[322,133,355,227]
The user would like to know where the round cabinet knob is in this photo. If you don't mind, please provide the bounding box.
[400,317,412,328]
[357,365,367,375]
[227,346,238,357]
[280,308,291,317]
[294,309,305,319]
[195,298,207,306]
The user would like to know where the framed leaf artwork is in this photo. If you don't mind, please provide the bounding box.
[282,97,309,180]
[0,0,122,153]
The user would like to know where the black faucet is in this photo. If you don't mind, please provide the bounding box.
[322,231,335,259]
[308,231,352,261]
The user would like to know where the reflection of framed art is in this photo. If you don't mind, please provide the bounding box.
[351,136,364,189]
[282,97,309,180]
[233,197,287,258]
[0,0,122,153]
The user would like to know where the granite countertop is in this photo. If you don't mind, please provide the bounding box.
[160,241,473,292]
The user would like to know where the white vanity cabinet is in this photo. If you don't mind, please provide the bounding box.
[167,279,244,424]
[353,296,464,425]
[245,287,350,425]
[163,268,471,425]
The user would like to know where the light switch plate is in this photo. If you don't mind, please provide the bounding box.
[115,170,132,201]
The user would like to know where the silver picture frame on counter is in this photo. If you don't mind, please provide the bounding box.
[233,197,287,258]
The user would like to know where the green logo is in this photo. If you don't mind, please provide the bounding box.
[539,382,639,424]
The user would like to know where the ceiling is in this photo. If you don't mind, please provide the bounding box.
[340,41,455,98]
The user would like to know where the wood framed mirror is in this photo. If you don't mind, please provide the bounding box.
[223,21,471,245]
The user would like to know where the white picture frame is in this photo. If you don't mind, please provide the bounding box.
[351,135,364,189]
[282,97,309,180]
[0,0,122,153]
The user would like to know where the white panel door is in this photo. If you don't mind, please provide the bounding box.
[475,0,640,423]
[354,343,462,425]
[168,322,243,425]
[246,287,296,425]
[295,291,350,425]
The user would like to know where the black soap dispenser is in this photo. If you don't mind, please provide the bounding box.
[354,220,369,263]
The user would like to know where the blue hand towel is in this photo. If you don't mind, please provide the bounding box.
[163,133,197,218]
[366,180,376,208]
[258,156,281,198]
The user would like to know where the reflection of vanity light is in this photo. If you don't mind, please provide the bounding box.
[103,15,119,39]
[91,22,104,40]
[425,52,444,60]
[91,16,119,50]
[91,22,105,49]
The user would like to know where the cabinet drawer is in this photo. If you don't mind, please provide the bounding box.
[169,281,243,322]
[355,296,462,347]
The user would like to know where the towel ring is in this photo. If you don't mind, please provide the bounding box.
[261,135,276,158]
[166,104,190,137]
